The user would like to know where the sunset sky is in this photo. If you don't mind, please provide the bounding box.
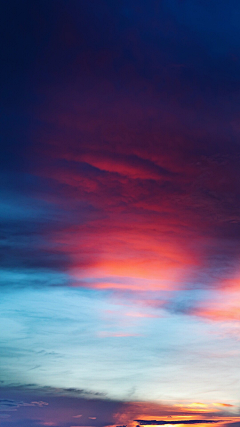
[1,1,240,426]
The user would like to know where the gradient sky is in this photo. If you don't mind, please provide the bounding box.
[1,1,240,426]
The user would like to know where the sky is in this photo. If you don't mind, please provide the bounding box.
[1,0,240,426]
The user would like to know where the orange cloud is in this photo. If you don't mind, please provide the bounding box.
[191,289,240,322]
[213,404,234,408]
[175,404,211,413]
[111,400,239,427]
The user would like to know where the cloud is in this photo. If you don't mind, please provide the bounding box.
[3,50,240,324]
[20,75,240,324]
[0,384,238,427]
[68,151,175,180]
[0,399,19,410]
[0,399,48,412]
[0,385,125,427]
[213,405,234,408]
[135,421,221,425]
[0,419,55,427]
[2,2,240,426]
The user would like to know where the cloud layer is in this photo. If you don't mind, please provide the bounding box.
[1,0,240,422]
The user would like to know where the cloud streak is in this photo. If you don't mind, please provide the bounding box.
[135,420,221,425]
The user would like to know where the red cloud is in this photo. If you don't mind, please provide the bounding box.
[30,81,240,316]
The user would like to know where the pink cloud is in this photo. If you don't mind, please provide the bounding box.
[29,80,240,321]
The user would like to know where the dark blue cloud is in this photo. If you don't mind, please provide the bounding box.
[0,385,125,427]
